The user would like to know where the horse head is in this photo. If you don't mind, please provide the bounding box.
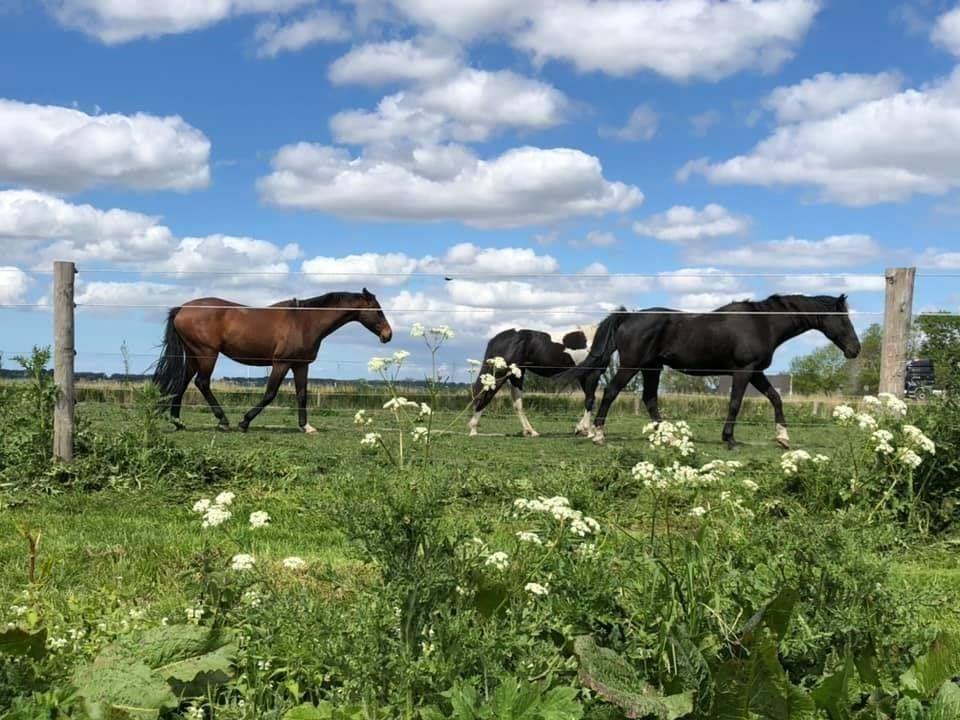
[358,288,393,343]
[821,294,861,359]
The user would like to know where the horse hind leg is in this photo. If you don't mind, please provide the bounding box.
[194,355,230,430]
[509,379,539,438]
[170,357,198,430]
[239,363,290,432]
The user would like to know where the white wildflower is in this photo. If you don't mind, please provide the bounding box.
[249,511,270,529]
[872,429,895,455]
[524,582,549,597]
[516,531,542,545]
[360,432,382,448]
[410,323,425,338]
[644,420,695,456]
[863,395,881,407]
[368,357,388,373]
[192,498,211,514]
[282,556,307,571]
[9,605,28,617]
[185,606,204,623]
[411,426,429,443]
[230,554,256,572]
[689,506,707,517]
[878,392,908,416]
[832,405,856,425]
[484,551,509,571]
[813,454,830,464]
[419,402,432,418]
[576,543,599,559]
[480,373,497,391]
[742,479,759,492]
[430,325,455,339]
[47,636,68,651]
[353,409,373,426]
[392,350,410,363]
[509,363,522,378]
[903,425,936,455]
[896,447,923,469]
[781,449,812,476]
[487,356,508,370]
[214,491,235,507]
[201,506,231,529]
[855,413,878,430]
[185,703,205,720]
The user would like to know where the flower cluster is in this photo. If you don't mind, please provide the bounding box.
[282,556,307,571]
[411,426,429,443]
[643,420,695,456]
[872,429,895,455]
[192,491,235,529]
[231,553,256,572]
[516,531,542,545]
[249,511,270,529]
[524,582,549,597]
[479,373,497,391]
[833,405,856,425]
[780,450,829,475]
[514,495,600,536]
[353,409,373,426]
[484,551,510,571]
[903,424,936,456]
[631,458,742,489]
[360,432,381,448]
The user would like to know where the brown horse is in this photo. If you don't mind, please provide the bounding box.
[153,289,392,433]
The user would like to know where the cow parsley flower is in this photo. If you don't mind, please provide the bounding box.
[230,554,255,571]
[516,531,542,545]
[360,432,381,448]
[480,373,497,391]
[202,506,231,529]
[249,511,270,529]
[487,356,508,370]
[903,425,936,455]
[419,402,432,418]
[411,426,429,443]
[878,392,908,416]
[872,429,894,455]
[392,350,410,363]
[644,420,695,456]
[524,582,549,597]
[368,357,388,373]
[282,556,307,571]
[742,479,759,492]
[896,447,923,469]
[855,413,878,430]
[689,506,707,517]
[430,325,455,339]
[832,405,856,425]
[484,551,509,571]
[410,323,425,337]
[781,449,812,476]
[192,498,211,514]
[214,491,235,507]
[863,395,881,407]
[509,363,522,378]
[353,409,373,426]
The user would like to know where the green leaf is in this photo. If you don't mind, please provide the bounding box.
[473,583,508,619]
[900,632,960,698]
[284,703,334,720]
[73,624,236,718]
[812,651,856,720]
[573,635,687,719]
[739,588,799,646]
[928,682,960,720]
[444,680,482,720]
[0,627,47,660]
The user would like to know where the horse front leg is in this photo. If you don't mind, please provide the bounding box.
[509,376,539,438]
[239,363,290,432]
[591,366,639,445]
[468,374,509,436]
[640,368,663,422]
[722,371,751,450]
[575,371,602,437]
[751,372,789,448]
[293,363,317,434]
[194,354,229,430]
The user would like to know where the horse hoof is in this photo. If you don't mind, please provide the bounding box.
[172,420,186,431]
[591,430,605,445]
[776,437,791,450]
[524,429,540,438]
[301,424,319,435]
[726,440,738,451]
[237,423,248,433]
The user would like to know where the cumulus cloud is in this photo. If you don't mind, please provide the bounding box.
[0,100,210,193]
[162,235,302,282]
[705,234,883,268]
[673,291,755,312]
[329,38,462,86]
[255,9,349,57]
[0,266,32,305]
[633,204,751,244]
[932,5,960,56]
[679,66,960,205]
[302,252,420,286]
[51,0,311,43]
[0,190,176,264]
[420,243,560,276]
[257,142,643,227]
[776,274,885,294]
[512,0,820,80]
[917,247,960,269]
[599,104,658,141]
[74,280,190,312]
[657,268,743,294]
[764,71,904,123]
[331,68,568,145]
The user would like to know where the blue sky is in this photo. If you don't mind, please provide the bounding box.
[1,0,959,381]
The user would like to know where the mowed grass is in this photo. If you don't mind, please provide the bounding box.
[2,395,958,634]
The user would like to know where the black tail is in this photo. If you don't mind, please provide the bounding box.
[556,307,628,383]
[153,308,188,409]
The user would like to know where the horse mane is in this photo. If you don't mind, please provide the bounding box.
[298,291,366,308]
[715,293,841,313]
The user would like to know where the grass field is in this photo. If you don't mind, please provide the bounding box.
[2,386,959,718]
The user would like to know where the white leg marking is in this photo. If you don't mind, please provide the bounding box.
[775,423,790,449]
[511,385,539,437]
[575,409,593,435]
[468,410,483,437]
[301,423,318,435]
[591,427,605,445]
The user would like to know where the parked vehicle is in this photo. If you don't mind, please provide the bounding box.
[905,359,936,399]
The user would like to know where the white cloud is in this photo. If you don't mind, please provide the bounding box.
[680,67,960,205]
[513,0,820,81]
[932,5,960,56]
[420,243,560,276]
[690,110,721,136]
[917,247,960,269]
[74,280,189,312]
[331,68,568,145]
[775,275,885,294]
[51,0,310,44]
[0,190,176,264]
[0,266,32,305]
[446,279,589,308]
[706,234,883,268]
[255,9,349,57]
[384,0,525,40]
[600,104,658,141]
[329,38,462,86]
[633,204,751,244]
[0,100,210,193]
[673,291,754,312]
[301,252,420,286]
[257,142,643,228]
[658,268,742,293]
[571,231,617,248]
[163,235,301,282]
[764,71,904,123]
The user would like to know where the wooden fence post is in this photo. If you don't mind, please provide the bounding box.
[53,261,76,461]
[879,267,916,398]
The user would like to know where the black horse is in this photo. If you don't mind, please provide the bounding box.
[468,321,612,438]
[558,294,861,448]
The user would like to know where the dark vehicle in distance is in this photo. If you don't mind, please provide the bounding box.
[905,359,936,399]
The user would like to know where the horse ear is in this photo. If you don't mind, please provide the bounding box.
[838,293,848,306]
[362,287,372,298]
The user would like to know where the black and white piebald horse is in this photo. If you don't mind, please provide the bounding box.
[468,319,615,438]
[558,294,861,448]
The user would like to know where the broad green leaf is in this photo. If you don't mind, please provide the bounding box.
[473,583,508,619]
[535,686,583,720]
[739,588,799,645]
[812,651,856,720]
[283,703,334,720]
[444,680,482,720]
[74,658,177,720]
[0,627,46,659]
[900,632,960,698]
[928,682,960,720]
[660,691,694,720]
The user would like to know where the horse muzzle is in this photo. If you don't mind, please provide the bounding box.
[380,329,393,343]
